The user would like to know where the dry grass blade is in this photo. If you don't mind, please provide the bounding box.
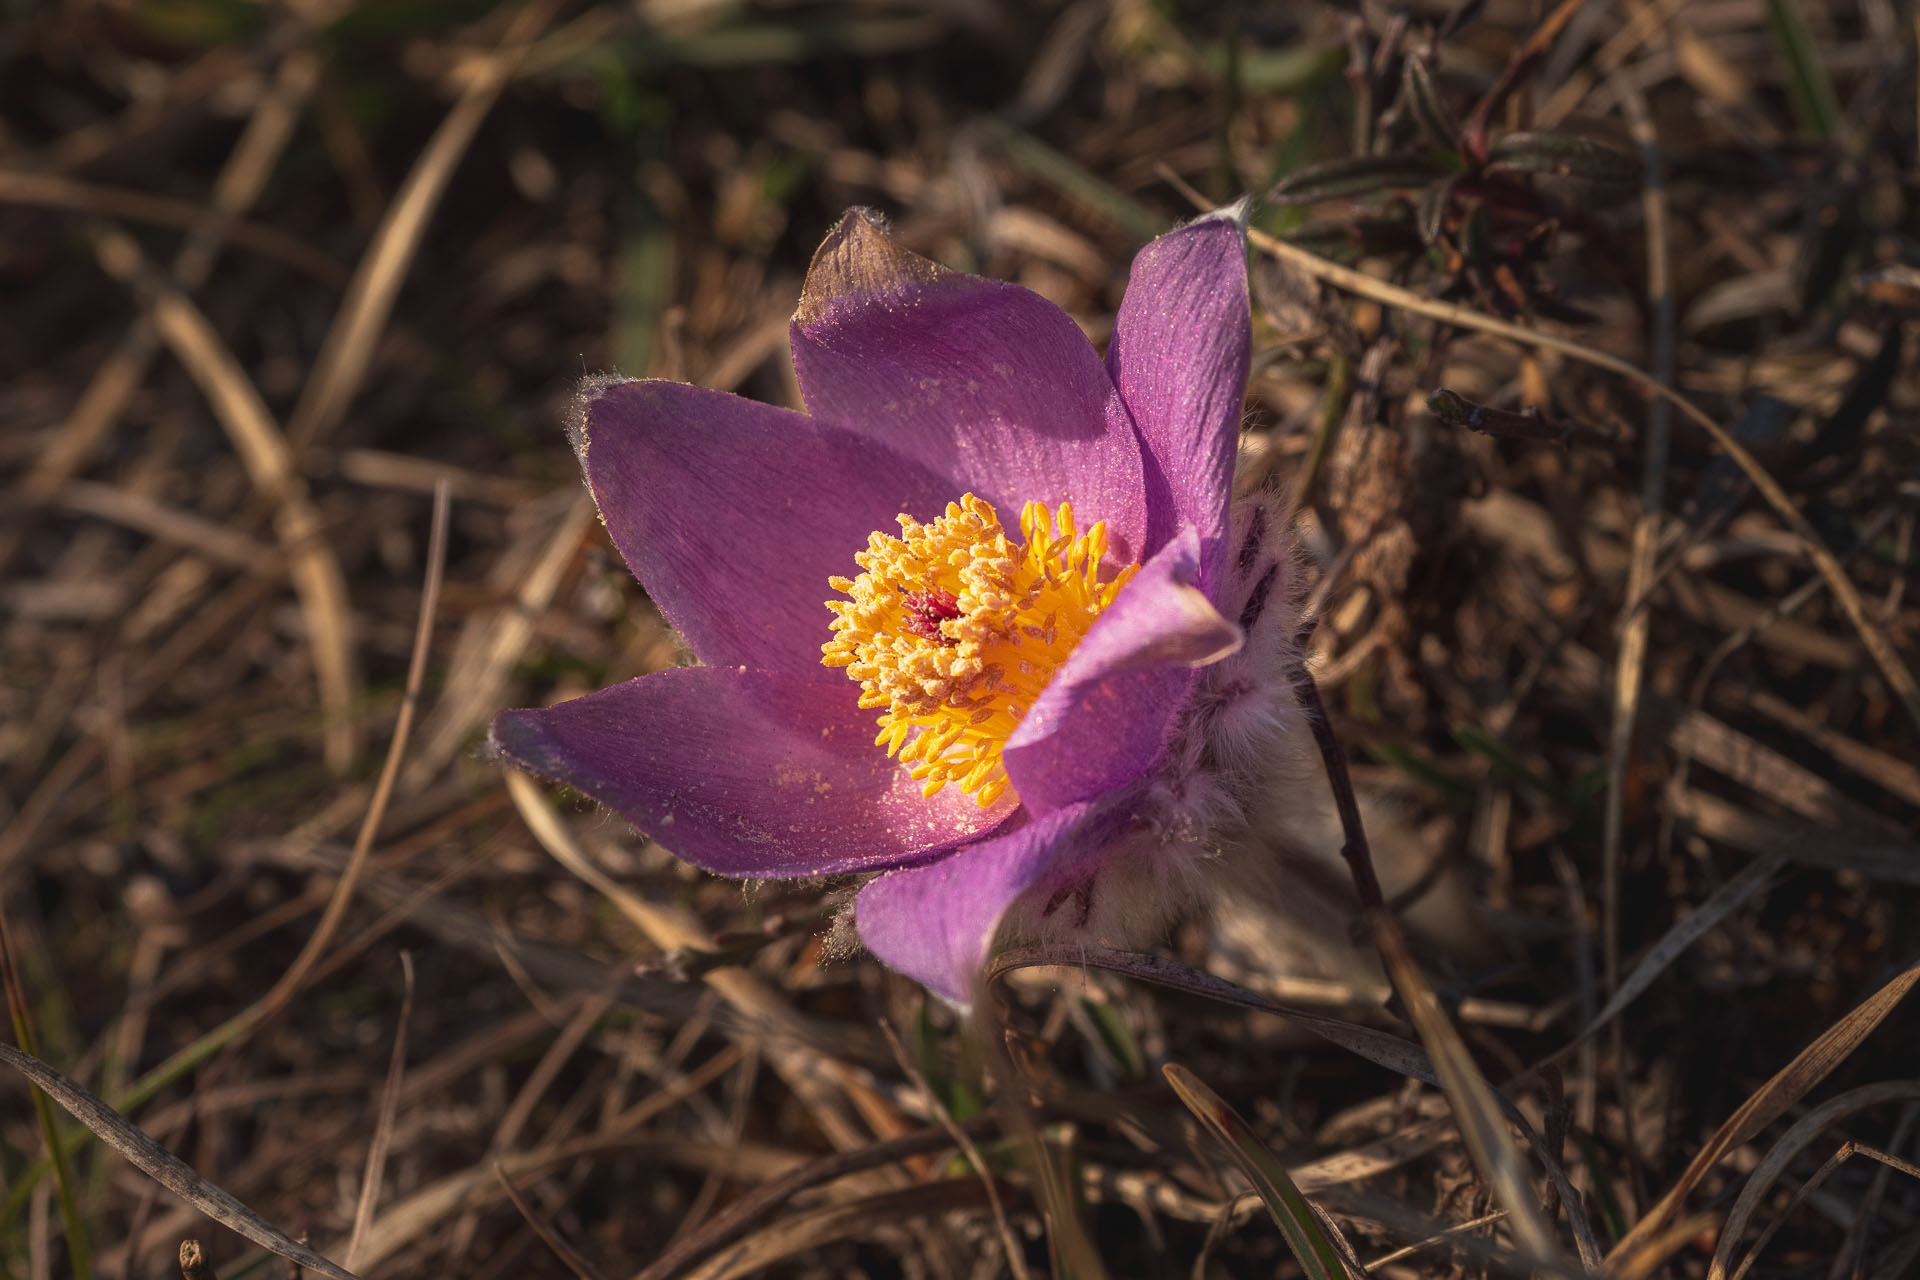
[344,951,416,1270]
[1711,1083,1920,1280]
[1606,960,1920,1266]
[1607,1214,1724,1280]
[48,478,451,1142]
[632,1121,998,1280]
[1600,86,1673,1208]
[1371,918,1561,1263]
[89,227,361,773]
[284,0,563,454]
[254,477,450,1012]
[1666,786,1920,884]
[1163,1063,1356,1280]
[993,946,1600,1266]
[52,482,277,571]
[1363,1211,1507,1272]
[0,1042,364,1280]
[969,987,1109,1280]
[1573,851,1789,1044]
[880,1020,1031,1280]
[0,170,342,282]
[408,492,594,786]
[988,945,1438,1084]
[0,46,323,577]
[1746,691,1920,810]
[505,770,880,1151]
[688,1179,999,1280]
[493,1160,612,1280]
[346,1133,799,1271]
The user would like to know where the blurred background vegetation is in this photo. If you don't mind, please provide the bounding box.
[2,0,1918,1276]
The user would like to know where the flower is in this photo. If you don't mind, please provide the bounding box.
[490,205,1304,1003]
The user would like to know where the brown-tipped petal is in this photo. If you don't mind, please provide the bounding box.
[793,208,955,327]
[790,209,1150,566]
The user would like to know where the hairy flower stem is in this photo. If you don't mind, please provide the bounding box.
[1285,652,1384,916]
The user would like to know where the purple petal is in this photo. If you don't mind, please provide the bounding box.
[1106,203,1251,593]
[575,378,959,673]
[856,802,1097,1002]
[1001,526,1241,814]
[790,210,1149,565]
[491,666,1007,877]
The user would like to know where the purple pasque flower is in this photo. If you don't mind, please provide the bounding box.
[491,205,1304,1003]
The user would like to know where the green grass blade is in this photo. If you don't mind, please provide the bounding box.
[1762,0,1841,138]
[1163,1063,1351,1279]
[0,918,91,1280]
[976,121,1167,243]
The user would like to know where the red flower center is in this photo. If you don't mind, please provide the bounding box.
[900,588,962,646]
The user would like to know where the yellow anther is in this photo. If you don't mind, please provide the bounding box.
[821,493,1137,807]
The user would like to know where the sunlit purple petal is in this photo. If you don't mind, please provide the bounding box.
[790,210,1150,565]
[856,802,1098,1003]
[492,667,1008,878]
[576,378,955,672]
[1106,203,1251,593]
[1002,527,1242,814]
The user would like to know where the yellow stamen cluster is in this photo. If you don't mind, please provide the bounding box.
[822,494,1138,808]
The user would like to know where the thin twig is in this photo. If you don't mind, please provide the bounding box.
[1286,649,1384,912]
[1364,1210,1509,1272]
[344,952,416,1271]
[493,1161,613,1280]
[880,1021,1031,1280]
[94,479,451,1118]
[254,478,451,1016]
[631,1120,999,1280]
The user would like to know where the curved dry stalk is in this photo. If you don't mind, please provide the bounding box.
[1711,1081,1920,1280]
[1606,960,1920,1267]
[90,228,363,774]
[256,478,451,1014]
[494,1160,613,1280]
[1371,918,1563,1265]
